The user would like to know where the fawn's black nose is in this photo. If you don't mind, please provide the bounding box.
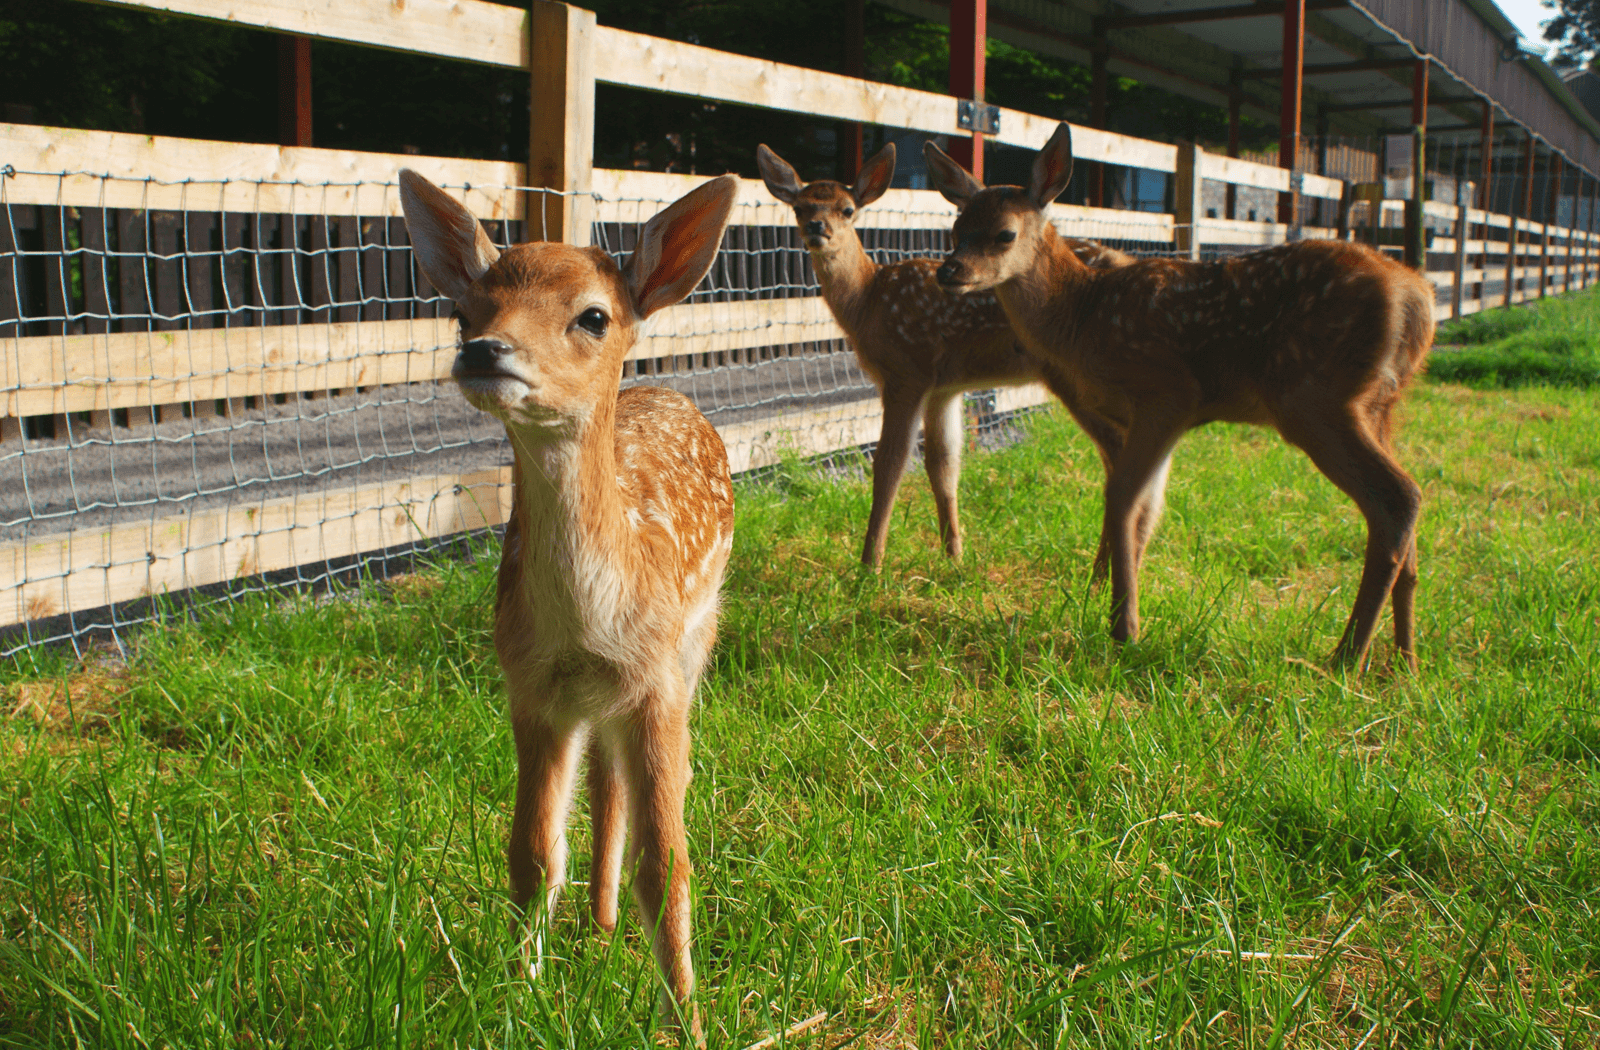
[936,260,961,284]
[458,338,513,374]
[805,220,826,237]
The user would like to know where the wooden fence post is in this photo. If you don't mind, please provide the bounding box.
[1451,188,1467,319]
[529,0,596,247]
[1175,141,1203,260]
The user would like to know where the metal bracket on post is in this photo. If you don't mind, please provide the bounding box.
[956,100,1000,135]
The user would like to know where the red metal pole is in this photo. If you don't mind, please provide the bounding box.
[948,0,987,182]
[1089,22,1107,207]
[841,0,865,182]
[278,35,312,148]
[1410,58,1429,130]
[1226,94,1240,219]
[1478,102,1494,211]
[1277,0,1304,224]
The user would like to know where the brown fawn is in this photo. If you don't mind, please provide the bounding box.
[924,124,1434,670]
[400,169,739,1041]
[757,142,1132,568]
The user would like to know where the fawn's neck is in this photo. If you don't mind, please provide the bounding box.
[996,224,1095,356]
[503,395,637,630]
[809,233,880,335]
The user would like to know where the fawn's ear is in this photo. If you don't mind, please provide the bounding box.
[756,145,803,204]
[626,174,738,320]
[398,169,501,303]
[850,142,896,209]
[922,140,984,208]
[1028,123,1076,209]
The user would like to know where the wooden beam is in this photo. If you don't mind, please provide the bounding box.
[1175,142,1203,260]
[0,465,516,626]
[0,381,1059,624]
[0,300,847,417]
[1319,96,1477,113]
[1279,0,1305,224]
[0,123,524,217]
[528,1,595,246]
[1235,57,1416,79]
[83,0,528,66]
[1089,19,1108,208]
[1100,0,1344,32]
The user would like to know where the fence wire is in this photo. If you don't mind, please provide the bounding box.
[0,167,1188,656]
[12,152,1583,657]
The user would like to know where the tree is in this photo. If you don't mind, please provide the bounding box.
[1543,0,1597,70]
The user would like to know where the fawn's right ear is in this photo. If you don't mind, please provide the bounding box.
[756,145,803,204]
[625,174,739,320]
[922,141,983,208]
[1028,123,1076,209]
[398,169,501,303]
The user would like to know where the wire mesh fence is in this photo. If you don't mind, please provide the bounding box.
[0,165,1193,656]
[9,143,1593,657]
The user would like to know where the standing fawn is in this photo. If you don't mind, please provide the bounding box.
[757,142,1132,568]
[400,169,739,1041]
[925,125,1434,670]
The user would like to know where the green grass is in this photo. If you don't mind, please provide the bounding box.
[3,382,1599,1049]
[1433,288,1600,388]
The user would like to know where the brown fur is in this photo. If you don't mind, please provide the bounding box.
[401,169,741,1043]
[925,125,1434,671]
[757,142,1132,568]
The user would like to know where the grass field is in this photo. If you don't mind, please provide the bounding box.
[3,375,1598,1048]
[1433,286,1600,388]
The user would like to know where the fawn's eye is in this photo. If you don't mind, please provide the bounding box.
[577,307,608,337]
[842,206,855,218]
[996,230,1017,245]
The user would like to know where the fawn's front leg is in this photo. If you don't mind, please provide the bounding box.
[923,390,966,561]
[508,711,586,976]
[862,386,928,568]
[616,690,702,1045]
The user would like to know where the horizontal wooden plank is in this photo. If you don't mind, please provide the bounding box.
[631,297,841,362]
[1,300,848,416]
[1,123,525,217]
[84,0,527,66]
[1,464,515,626]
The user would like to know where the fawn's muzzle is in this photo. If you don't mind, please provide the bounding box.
[805,220,826,238]
[936,260,962,285]
[457,338,514,375]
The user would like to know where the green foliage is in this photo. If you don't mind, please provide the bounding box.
[1432,288,1600,388]
[4,382,1600,1047]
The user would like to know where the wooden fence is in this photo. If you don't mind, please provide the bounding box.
[3,0,1599,646]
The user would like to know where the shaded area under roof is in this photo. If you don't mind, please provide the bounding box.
[881,0,1600,178]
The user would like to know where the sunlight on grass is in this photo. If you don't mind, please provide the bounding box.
[3,383,1598,1048]
[1434,288,1600,388]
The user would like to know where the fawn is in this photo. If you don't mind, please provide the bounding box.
[400,169,739,1041]
[924,124,1434,671]
[757,142,1132,568]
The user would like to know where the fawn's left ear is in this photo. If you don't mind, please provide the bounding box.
[922,141,984,208]
[626,174,739,319]
[398,169,501,304]
[1028,124,1075,209]
[850,142,896,209]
